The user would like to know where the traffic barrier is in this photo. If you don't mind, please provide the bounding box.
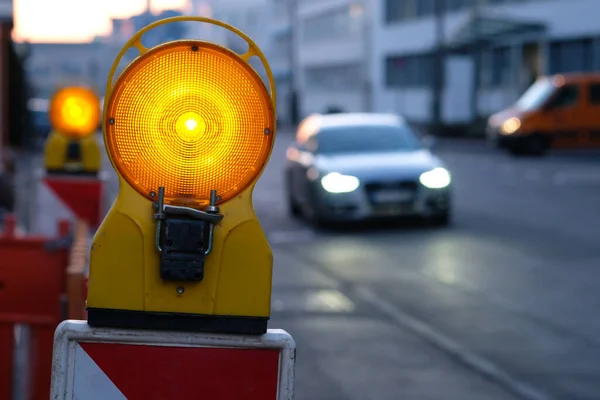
[32,174,104,238]
[65,219,90,320]
[0,213,89,400]
[51,15,296,398]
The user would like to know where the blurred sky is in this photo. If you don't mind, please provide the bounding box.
[13,0,189,43]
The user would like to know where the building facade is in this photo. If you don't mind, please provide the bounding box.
[295,0,370,117]
[0,0,13,173]
[24,43,108,99]
[210,0,270,70]
[288,0,600,128]
[267,0,293,125]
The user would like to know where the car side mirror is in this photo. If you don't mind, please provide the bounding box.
[422,135,438,149]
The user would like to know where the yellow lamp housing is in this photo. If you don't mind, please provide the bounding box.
[86,16,278,335]
[43,85,102,175]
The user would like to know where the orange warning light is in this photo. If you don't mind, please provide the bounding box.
[49,86,101,139]
[104,40,275,207]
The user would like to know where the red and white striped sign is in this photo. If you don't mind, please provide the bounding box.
[51,320,295,400]
[33,172,106,237]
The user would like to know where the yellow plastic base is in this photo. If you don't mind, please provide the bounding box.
[43,131,101,174]
[87,179,273,323]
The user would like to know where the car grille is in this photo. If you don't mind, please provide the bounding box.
[365,181,418,191]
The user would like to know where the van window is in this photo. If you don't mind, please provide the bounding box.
[589,83,600,104]
[545,84,579,109]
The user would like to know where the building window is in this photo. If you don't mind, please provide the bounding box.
[30,64,50,77]
[385,54,433,88]
[273,32,291,58]
[386,0,524,21]
[479,46,512,88]
[588,83,600,104]
[416,0,435,17]
[445,0,475,12]
[546,84,579,109]
[490,46,510,87]
[549,38,593,74]
[304,63,363,91]
[88,61,99,81]
[60,62,82,76]
[385,0,416,23]
[303,6,361,43]
[486,0,525,5]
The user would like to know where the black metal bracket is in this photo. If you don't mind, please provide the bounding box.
[152,188,223,282]
[65,140,82,162]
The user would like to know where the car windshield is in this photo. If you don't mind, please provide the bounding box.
[515,78,556,112]
[311,124,423,155]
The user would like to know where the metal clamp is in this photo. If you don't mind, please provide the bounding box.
[152,187,224,282]
[152,188,223,255]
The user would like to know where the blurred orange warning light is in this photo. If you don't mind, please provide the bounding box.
[49,86,101,139]
[105,41,275,207]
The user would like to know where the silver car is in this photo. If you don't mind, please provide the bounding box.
[284,113,452,226]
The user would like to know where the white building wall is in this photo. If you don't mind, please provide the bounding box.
[443,56,473,124]
[373,0,600,124]
[380,89,430,122]
[302,90,363,116]
[478,89,515,117]
[266,0,292,124]
[187,0,224,43]
[296,0,368,118]
[25,44,108,98]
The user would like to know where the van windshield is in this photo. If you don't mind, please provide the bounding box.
[515,78,556,112]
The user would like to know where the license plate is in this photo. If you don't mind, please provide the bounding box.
[371,189,413,203]
[373,204,412,216]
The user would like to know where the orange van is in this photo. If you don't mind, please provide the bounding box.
[486,73,600,156]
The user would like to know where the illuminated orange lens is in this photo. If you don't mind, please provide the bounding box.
[49,86,100,138]
[105,41,275,206]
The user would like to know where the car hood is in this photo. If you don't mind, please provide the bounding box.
[314,150,443,181]
[488,107,523,127]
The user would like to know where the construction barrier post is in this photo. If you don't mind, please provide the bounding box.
[66,219,90,320]
[0,317,12,400]
[0,213,71,400]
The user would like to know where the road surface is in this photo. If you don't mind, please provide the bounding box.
[256,132,600,400]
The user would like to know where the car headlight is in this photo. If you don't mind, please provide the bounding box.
[419,167,451,189]
[500,117,520,135]
[321,172,360,193]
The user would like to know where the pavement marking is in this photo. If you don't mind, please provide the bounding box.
[304,289,356,312]
[354,286,554,400]
[268,229,316,244]
[271,289,356,313]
